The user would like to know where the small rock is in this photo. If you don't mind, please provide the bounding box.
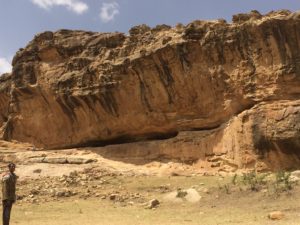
[170,172,179,176]
[145,199,160,209]
[59,177,66,182]
[109,194,117,200]
[49,189,56,197]
[202,188,210,194]
[30,189,39,195]
[64,191,72,197]
[268,211,284,220]
[56,191,65,197]
[33,169,42,173]
[211,162,221,167]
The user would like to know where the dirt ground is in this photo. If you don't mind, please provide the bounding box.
[10,176,300,225]
[0,141,299,225]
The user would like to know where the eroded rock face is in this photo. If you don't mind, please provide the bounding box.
[1,10,300,170]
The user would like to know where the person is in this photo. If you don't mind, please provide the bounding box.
[2,163,17,225]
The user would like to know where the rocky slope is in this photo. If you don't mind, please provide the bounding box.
[1,10,300,170]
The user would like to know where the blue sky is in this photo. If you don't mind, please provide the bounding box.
[1,0,300,74]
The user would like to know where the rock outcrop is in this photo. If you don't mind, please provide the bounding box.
[1,10,300,170]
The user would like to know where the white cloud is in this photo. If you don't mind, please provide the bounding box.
[0,58,12,75]
[31,0,88,14]
[100,2,119,23]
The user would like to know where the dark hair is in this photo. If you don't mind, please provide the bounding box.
[8,163,15,168]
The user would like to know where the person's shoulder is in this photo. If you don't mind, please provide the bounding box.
[2,173,11,181]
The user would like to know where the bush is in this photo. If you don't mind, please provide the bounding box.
[241,171,267,191]
[274,171,292,193]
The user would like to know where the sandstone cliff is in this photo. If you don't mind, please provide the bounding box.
[1,10,300,170]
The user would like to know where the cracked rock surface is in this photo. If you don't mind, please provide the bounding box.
[1,10,300,170]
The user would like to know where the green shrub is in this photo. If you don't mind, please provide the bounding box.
[274,171,292,193]
[241,171,267,191]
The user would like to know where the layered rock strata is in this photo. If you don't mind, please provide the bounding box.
[1,10,300,170]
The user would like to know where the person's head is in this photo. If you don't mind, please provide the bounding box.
[8,163,15,173]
